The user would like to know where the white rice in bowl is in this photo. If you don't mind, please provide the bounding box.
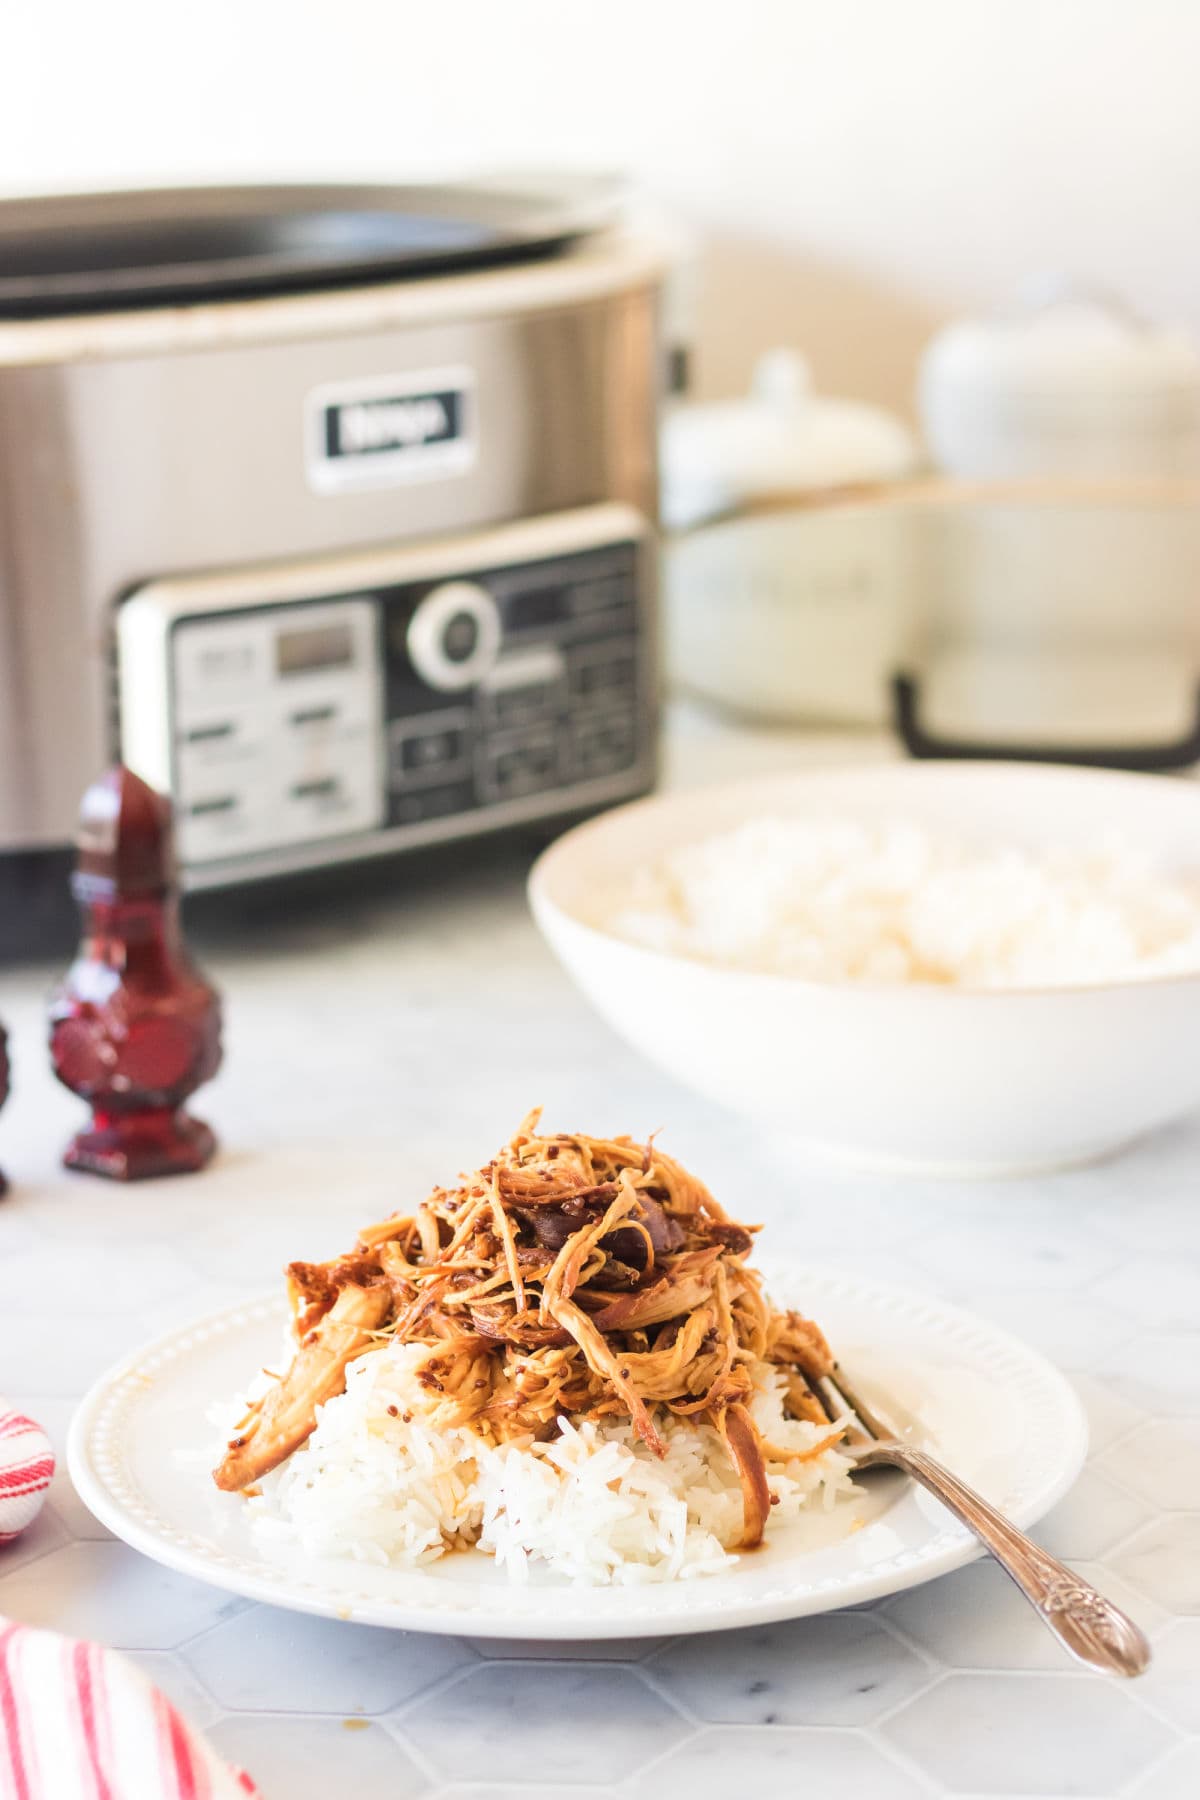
[240,1341,856,1585]
[603,817,1200,989]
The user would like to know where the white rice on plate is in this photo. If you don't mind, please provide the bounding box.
[239,1341,855,1586]
[604,817,1200,989]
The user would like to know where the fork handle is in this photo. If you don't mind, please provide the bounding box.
[857,1442,1151,1676]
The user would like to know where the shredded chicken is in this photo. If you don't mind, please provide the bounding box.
[213,1283,390,1492]
[212,1112,841,1544]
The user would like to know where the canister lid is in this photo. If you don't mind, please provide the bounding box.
[660,350,918,529]
[919,282,1200,477]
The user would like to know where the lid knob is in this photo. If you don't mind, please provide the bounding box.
[750,348,813,411]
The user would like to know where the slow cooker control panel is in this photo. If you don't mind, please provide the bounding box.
[115,505,651,885]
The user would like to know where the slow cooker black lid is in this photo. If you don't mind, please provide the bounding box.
[0,178,618,317]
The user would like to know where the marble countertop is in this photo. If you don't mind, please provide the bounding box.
[0,708,1197,1800]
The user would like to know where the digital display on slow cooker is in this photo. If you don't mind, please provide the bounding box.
[275,621,356,676]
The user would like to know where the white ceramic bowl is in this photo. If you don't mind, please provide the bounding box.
[529,762,1200,1176]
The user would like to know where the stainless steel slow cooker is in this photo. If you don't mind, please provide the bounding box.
[0,180,666,944]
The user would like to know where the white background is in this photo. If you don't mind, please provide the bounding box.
[3,0,1198,413]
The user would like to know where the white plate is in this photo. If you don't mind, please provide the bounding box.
[68,1266,1087,1640]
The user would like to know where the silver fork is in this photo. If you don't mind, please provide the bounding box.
[813,1365,1151,1677]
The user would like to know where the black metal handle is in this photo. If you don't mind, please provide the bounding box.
[892,673,1200,772]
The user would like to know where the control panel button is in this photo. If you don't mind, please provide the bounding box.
[387,709,471,788]
[489,683,558,730]
[407,580,501,692]
[571,710,638,781]
[405,727,466,773]
[485,728,563,802]
[570,648,636,702]
[481,644,566,732]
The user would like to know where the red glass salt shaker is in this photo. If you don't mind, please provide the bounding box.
[0,1020,9,1195]
[48,766,222,1180]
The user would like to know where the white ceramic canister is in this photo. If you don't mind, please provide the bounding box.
[908,287,1200,762]
[920,282,1200,479]
[660,350,919,726]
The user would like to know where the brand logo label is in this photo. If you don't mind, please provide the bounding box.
[307,368,476,492]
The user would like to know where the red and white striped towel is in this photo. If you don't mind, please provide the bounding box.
[0,1618,262,1799]
[0,1400,262,1798]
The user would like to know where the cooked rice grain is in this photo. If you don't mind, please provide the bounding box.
[246,1341,854,1585]
[606,817,1200,989]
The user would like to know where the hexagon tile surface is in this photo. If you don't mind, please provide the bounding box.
[394,1663,691,1786]
[183,1607,476,1715]
[624,1726,931,1800]
[209,1715,428,1800]
[881,1671,1175,1795]
[1,799,1199,1800]
[0,1540,247,1650]
[647,1614,934,1725]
